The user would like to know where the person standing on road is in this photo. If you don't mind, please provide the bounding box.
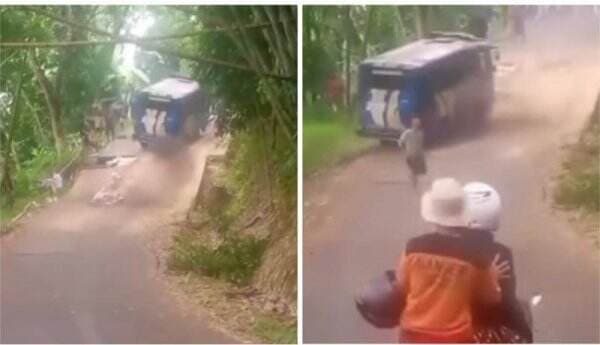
[395,178,510,343]
[397,118,426,189]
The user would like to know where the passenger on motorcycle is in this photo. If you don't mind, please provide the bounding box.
[463,182,533,343]
[395,178,510,343]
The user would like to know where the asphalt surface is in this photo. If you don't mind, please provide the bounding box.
[303,41,600,343]
[0,137,234,343]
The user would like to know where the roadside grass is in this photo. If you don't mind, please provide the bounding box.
[553,96,599,247]
[554,156,599,212]
[304,103,376,176]
[1,145,80,232]
[253,314,297,344]
[168,231,268,286]
[0,192,50,234]
[554,103,599,213]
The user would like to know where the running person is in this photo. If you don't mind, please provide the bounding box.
[397,118,426,189]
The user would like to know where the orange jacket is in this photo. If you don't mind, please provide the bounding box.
[396,232,501,343]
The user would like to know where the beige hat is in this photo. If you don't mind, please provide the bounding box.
[421,177,467,227]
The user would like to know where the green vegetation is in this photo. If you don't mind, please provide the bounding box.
[178,7,297,298]
[304,103,376,175]
[1,145,80,228]
[554,162,599,212]
[1,5,297,232]
[1,6,130,227]
[169,231,268,286]
[253,315,297,344]
[225,128,296,224]
[554,96,600,213]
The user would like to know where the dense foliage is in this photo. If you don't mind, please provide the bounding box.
[1,6,129,214]
[1,6,296,231]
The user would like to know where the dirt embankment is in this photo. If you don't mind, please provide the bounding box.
[160,141,296,343]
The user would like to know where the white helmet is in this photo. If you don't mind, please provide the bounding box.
[463,182,502,231]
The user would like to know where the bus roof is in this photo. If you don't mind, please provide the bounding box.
[361,33,494,71]
[141,77,200,100]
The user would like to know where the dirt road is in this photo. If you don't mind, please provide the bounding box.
[0,138,234,343]
[303,29,600,343]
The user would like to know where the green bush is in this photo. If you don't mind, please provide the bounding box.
[554,109,600,213]
[554,168,600,212]
[1,144,80,222]
[304,103,376,175]
[225,128,296,219]
[169,233,268,286]
[206,202,234,234]
[253,315,297,344]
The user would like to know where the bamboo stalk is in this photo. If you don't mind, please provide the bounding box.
[228,7,294,140]
[279,6,297,60]
[28,52,64,155]
[11,7,293,81]
[264,6,292,75]
[0,76,23,202]
[22,91,50,145]
[16,6,289,39]
[361,6,375,59]
[251,7,284,74]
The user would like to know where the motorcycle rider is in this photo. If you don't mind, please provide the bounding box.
[463,182,533,343]
[395,178,510,343]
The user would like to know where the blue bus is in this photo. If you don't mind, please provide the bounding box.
[357,32,496,144]
[131,77,210,147]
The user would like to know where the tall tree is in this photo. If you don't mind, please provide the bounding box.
[0,77,23,205]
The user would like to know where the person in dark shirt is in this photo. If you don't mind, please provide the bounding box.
[462,182,533,343]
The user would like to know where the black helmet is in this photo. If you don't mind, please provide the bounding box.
[354,270,405,329]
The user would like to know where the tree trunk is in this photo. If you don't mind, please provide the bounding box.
[425,6,434,34]
[415,6,425,38]
[22,91,50,146]
[28,52,64,155]
[361,6,375,59]
[344,6,352,109]
[264,6,292,76]
[414,5,433,38]
[278,6,297,62]
[0,77,23,205]
[11,145,20,172]
[396,7,408,42]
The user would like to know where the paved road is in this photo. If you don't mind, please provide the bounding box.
[1,138,234,343]
[303,43,600,342]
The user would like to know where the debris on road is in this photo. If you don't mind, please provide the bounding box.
[91,171,125,206]
[40,173,63,194]
[106,156,137,168]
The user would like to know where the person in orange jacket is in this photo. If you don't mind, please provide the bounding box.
[395,178,510,343]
